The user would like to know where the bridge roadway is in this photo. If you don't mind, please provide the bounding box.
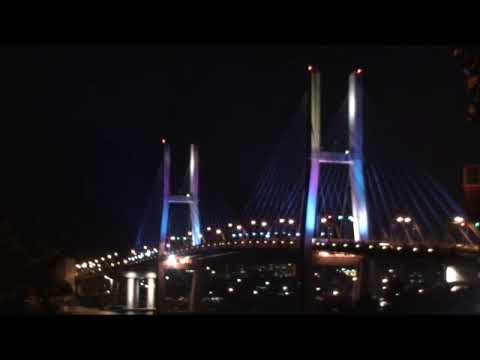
[74,237,480,313]
[76,237,480,284]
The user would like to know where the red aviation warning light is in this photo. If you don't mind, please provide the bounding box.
[161,138,166,144]
[356,68,363,75]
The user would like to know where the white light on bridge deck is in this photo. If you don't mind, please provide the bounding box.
[282,286,288,291]
[236,225,242,230]
[345,150,350,155]
[265,281,270,286]
[211,270,216,275]
[382,278,389,284]
[228,287,234,293]
[332,290,339,296]
[427,248,433,253]
[261,221,268,227]
[396,216,404,223]
[188,231,192,236]
[413,247,418,252]
[107,254,112,259]
[250,220,256,225]
[418,288,424,294]
[76,264,81,269]
[253,290,258,295]
[288,219,294,225]
[170,236,175,240]
[279,218,285,223]
[228,223,233,228]
[453,216,465,224]
[216,229,222,234]
[404,217,412,223]
[207,227,212,231]
[237,278,242,283]
[321,217,327,223]
[352,277,358,282]
[166,254,178,268]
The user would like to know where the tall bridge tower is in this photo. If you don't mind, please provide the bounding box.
[304,66,370,245]
[159,142,201,251]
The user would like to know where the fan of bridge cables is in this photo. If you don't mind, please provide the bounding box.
[241,94,309,232]
[242,89,480,246]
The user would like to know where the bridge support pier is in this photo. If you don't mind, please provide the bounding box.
[125,272,138,312]
[188,269,203,313]
[146,273,157,310]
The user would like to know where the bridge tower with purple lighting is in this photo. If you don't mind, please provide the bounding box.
[159,142,202,250]
[304,66,369,244]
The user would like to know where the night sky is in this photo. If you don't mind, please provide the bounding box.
[0,45,476,257]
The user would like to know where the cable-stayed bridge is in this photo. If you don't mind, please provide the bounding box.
[74,66,480,314]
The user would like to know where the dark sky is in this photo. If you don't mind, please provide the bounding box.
[0,45,476,257]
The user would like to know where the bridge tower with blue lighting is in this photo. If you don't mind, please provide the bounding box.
[304,66,370,244]
[159,142,202,252]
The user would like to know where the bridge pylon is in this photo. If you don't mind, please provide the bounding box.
[159,143,202,251]
[304,66,370,244]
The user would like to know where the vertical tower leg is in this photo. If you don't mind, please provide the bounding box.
[157,144,171,312]
[189,145,201,246]
[350,159,369,241]
[160,144,171,251]
[348,71,369,242]
[303,68,321,312]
